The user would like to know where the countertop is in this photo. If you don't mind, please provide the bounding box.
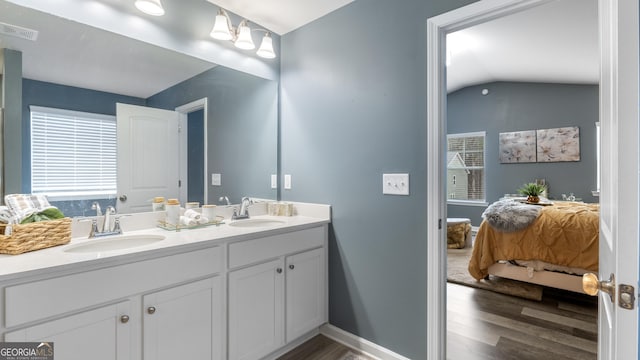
[0,202,331,282]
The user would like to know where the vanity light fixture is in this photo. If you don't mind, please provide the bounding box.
[210,8,276,59]
[135,0,165,16]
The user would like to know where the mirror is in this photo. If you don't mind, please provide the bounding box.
[0,1,278,216]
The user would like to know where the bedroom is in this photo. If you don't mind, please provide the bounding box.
[444,0,601,358]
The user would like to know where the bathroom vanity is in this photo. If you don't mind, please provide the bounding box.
[0,202,330,360]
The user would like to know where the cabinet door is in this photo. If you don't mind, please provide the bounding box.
[143,277,222,360]
[285,247,326,342]
[228,259,284,360]
[4,301,132,360]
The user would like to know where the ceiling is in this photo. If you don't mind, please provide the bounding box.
[206,0,356,35]
[0,0,598,97]
[446,0,598,92]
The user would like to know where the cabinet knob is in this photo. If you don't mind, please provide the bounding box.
[147,306,156,314]
[120,315,130,323]
[276,268,283,274]
[289,264,295,270]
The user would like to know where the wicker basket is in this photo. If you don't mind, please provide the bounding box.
[0,218,72,255]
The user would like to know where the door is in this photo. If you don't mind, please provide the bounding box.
[143,277,222,360]
[228,259,284,360]
[285,248,326,342]
[5,301,132,360]
[591,0,639,358]
[116,103,179,213]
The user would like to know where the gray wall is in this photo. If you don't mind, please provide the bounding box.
[279,0,475,358]
[447,82,599,225]
[147,66,278,205]
[2,49,22,195]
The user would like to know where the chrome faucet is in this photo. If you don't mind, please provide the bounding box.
[233,197,252,220]
[103,206,116,233]
[87,202,123,238]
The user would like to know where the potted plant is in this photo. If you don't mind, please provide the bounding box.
[518,182,547,203]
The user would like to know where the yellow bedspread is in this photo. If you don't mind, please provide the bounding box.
[468,201,599,280]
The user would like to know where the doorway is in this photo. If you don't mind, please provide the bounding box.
[426,0,639,359]
[176,98,208,206]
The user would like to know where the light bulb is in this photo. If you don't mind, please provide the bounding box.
[210,12,233,41]
[134,0,165,16]
[234,21,255,50]
[257,33,276,59]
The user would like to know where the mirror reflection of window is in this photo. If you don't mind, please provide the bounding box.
[30,106,117,200]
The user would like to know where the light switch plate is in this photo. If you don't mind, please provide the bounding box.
[284,174,292,190]
[271,174,277,189]
[211,173,221,186]
[383,173,409,195]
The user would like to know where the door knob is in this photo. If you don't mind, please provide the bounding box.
[120,315,130,323]
[583,273,615,302]
[147,306,156,314]
[119,195,128,202]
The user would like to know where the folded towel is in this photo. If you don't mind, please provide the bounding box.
[0,206,12,224]
[180,215,198,226]
[4,194,57,224]
[183,209,202,221]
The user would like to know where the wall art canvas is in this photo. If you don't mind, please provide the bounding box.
[499,130,537,163]
[536,126,580,162]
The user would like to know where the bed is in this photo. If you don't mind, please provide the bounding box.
[468,200,599,293]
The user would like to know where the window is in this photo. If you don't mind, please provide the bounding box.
[447,131,485,204]
[30,106,117,199]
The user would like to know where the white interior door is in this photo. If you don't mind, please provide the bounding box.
[116,103,179,213]
[595,0,639,358]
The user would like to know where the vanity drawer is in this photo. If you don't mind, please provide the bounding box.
[5,246,221,328]
[228,226,324,269]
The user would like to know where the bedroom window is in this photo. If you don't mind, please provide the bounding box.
[447,131,486,204]
[30,106,117,200]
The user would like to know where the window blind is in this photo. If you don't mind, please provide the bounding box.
[30,106,117,199]
[447,132,486,202]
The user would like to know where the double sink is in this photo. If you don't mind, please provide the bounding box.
[63,218,287,254]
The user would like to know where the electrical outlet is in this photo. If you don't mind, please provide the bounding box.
[271,174,277,189]
[383,173,409,195]
[211,173,221,186]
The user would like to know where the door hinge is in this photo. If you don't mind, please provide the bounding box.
[438,218,442,230]
[178,125,182,133]
[619,284,635,310]
[178,180,182,187]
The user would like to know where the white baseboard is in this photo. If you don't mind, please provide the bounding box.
[320,324,411,360]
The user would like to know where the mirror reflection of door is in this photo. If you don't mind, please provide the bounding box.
[116,103,179,213]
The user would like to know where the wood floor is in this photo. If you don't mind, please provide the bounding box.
[277,335,375,360]
[279,283,597,360]
[447,282,598,360]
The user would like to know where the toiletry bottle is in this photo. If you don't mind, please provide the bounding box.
[166,198,180,225]
[152,197,166,212]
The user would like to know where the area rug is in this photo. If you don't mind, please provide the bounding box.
[447,247,543,301]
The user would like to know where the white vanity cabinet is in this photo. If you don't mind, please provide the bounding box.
[1,246,223,360]
[227,227,327,360]
[5,301,132,360]
[143,276,223,360]
[0,218,330,360]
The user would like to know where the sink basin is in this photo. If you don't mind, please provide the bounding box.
[228,219,286,228]
[64,235,166,253]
